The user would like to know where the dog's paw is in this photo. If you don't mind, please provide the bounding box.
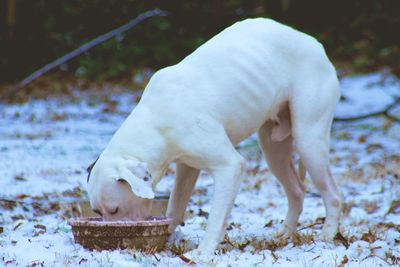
[167,227,183,244]
[317,228,337,243]
[182,248,215,264]
[321,224,338,241]
[274,224,293,240]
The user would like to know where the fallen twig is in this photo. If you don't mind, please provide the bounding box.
[297,218,324,232]
[1,8,166,102]
[334,232,349,249]
[178,255,196,265]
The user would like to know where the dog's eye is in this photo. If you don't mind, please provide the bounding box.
[110,207,119,215]
[143,176,149,182]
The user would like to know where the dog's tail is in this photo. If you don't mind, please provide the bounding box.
[297,159,306,191]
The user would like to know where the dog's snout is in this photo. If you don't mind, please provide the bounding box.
[100,206,121,220]
[91,207,119,217]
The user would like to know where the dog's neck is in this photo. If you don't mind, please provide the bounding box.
[102,105,170,187]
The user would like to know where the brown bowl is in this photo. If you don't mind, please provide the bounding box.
[68,217,173,251]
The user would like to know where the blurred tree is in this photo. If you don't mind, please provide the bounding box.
[6,0,16,39]
[0,0,399,84]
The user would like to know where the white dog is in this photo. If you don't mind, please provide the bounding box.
[87,18,341,258]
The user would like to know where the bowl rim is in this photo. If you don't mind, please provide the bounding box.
[68,216,173,227]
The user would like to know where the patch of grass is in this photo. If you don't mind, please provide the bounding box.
[169,240,189,255]
[220,231,317,255]
[220,235,251,254]
[385,251,400,266]
[292,232,315,247]
[360,229,380,243]
[251,237,289,252]
[363,201,379,214]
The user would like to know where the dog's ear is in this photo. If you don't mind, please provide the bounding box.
[86,156,99,183]
[115,176,155,199]
[116,160,154,199]
[122,159,153,183]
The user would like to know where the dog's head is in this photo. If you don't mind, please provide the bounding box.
[86,156,154,220]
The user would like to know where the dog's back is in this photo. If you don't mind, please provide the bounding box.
[141,18,338,144]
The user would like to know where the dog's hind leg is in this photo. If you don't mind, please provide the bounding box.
[166,163,200,232]
[291,78,341,241]
[258,108,305,238]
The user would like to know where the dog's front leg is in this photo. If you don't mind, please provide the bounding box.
[166,163,200,232]
[195,156,245,258]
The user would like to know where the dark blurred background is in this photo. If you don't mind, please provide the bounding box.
[1,0,399,84]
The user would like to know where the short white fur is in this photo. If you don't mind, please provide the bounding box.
[87,18,341,260]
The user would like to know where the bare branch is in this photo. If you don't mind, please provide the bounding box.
[1,8,167,101]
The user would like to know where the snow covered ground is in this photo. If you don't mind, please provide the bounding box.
[0,73,399,266]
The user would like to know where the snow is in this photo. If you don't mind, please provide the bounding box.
[335,71,400,118]
[1,72,400,266]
